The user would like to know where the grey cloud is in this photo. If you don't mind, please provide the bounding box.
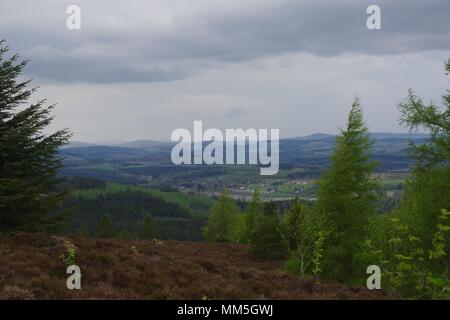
[1,0,450,83]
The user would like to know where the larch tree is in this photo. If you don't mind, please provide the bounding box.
[203,190,240,242]
[396,59,450,246]
[315,98,378,282]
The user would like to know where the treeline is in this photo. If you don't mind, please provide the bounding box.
[203,63,450,299]
[66,176,106,190]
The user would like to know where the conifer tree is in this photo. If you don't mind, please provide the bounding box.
[204,190,240,242]
[242,188,263,243]
[315,98,378,282]
[396,59,450,246]
[251,201,288,260]
[284,197,303,251]
[0,40,71,232]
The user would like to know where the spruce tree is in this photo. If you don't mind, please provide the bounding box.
[251,201,288,260]
[315,98,378,282]
[0,40,71,232]
[204,190,240,242]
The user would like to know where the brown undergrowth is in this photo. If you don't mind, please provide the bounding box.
[0,233,390,300]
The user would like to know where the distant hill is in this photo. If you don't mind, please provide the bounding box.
[118,140,173,152]
[60,132,429,173]
[59,145,148,160]
[291,133,336,140]
[369,132,429,140]
[61,141,99,149]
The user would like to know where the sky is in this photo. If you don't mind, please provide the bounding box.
[1,0,450,142]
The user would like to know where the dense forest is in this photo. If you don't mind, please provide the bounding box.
[60,177,212,241]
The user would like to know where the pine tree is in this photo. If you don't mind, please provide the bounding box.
[242,188,263,243]
[204,190,240,242]
[0,40,71,232]
[315,98,378,282]
[96,215,116,238]
[251,201,288,260]
[139,214,157,240]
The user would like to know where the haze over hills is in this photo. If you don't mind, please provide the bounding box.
[61,132,428,165]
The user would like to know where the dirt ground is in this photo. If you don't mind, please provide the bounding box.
[0,233,390,299]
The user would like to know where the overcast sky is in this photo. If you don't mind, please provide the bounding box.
[1,0,450,142]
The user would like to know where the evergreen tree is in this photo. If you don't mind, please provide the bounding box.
[204,190,240,242]
[284,197,304,251]
[0,40,71,232]
[139,214,157,240]
[315,98,378,282]
[251,201,288,260]
[242,188,263,243]
[96,215,116,238]
[396,59,450,248]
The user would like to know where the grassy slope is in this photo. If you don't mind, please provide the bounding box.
[0,233,390,299]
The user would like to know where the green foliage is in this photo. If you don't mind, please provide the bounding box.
[284,251,302,276]
[315,98,378,282]
[370,60,450,299]
[282,198,319,278]
[64,179,214,241]
[139,214,157,240]
[0,40,71,233]
[204,190,240,242]
[396,59,450,246]
[397,167,450,247]
[59,248,76,267]
[242,189,263,243]
[250,201,288,260]
[398,61,450,169]
[96,215,116,239]
[312,231,325,276]
[283,197,304,251]
[375,211,450,299]
[71,182,213,217]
